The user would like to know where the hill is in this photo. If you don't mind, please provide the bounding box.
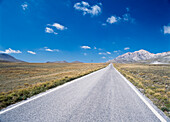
[71,61,83,63]
[0,53,24,62]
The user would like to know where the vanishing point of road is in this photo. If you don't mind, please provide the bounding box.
[0,64,169,122]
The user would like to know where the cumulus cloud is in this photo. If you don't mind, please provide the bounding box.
[163,25,170,34]
[27,51,36,54]
[106,16,120,24]
[102,56,106,59]
[81,46,91,49]
[74,1,101,16]
[48,23,67,30]
[105,9,135,24]
[21,2,28,11]
[45,47,59,52]
[45,27,58,35]
[0,48,22,54]
[45,23,67,35]
[107,52,111,54]
[124,47,130,50]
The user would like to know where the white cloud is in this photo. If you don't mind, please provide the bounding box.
[99,52,111,55]
[107,52,111,54]
[113,50,121,53]
[102,23,107,26]
[106,12,134,24]
[45,27,54,33]
[74,1,101,16]
[81,46,91,49]
[94,47,97,49]
[122,13,134,23]
[45,49,53,52]
[91,5,101,16]
[0,48,22,54]
[106,16,120,24]
[48,23,67,30]
[45,48,59,52]
[21,2,28,11]
[45,23,67,35]
[82,1,90,6]
[102,56,106,59]
[124,47,130,50]
[163,25,170,34]
[27,51,36,54]
[45,27,58,35]
[83,53,87,56]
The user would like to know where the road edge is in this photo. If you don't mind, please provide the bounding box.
[0,65,108,115]
[112,64,169,122]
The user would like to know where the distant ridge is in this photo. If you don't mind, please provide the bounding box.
[0,53,24,62]
[107,49,170,64]
[46,60,68,63]
[71,61,83,63]
[46,60,83,63]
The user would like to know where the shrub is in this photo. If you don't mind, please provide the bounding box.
[161,107,169,112]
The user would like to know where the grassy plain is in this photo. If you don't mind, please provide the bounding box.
[0,62,106,109]
[114,63,170,117]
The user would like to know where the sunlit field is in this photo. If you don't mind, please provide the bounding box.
[0,62,106,109]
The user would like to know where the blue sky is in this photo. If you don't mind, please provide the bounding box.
[0,0,170,63]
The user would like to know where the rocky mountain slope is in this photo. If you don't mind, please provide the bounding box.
[0,53,24,62]
[107,49,170,64]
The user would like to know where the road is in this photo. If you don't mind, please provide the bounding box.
[0,64,169,122]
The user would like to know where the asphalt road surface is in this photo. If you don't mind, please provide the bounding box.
[0,64,169,122]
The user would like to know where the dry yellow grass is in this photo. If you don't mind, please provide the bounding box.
[0,62,107,109]
[114,63,170,117]
[0,63,106,92]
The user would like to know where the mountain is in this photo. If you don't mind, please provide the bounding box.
[107,49,170,64]
[46,60,68,63]
[0,53,24,62]
[71,61,83,63]
[147,54,170,64]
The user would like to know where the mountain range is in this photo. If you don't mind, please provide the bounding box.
[0,53,83,63]
[107,49,170,64]
[1,50,169,64]
[46,61,83,63]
